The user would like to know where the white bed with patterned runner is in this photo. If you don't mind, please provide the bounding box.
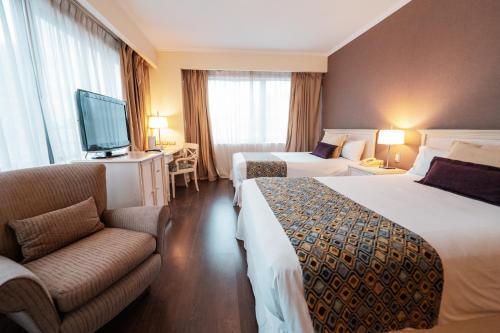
[232,129,377,206]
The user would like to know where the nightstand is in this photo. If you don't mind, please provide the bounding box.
[348,164,407,176]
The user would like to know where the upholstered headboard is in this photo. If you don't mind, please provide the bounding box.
[419,130,500,150]
[323,129,378,159]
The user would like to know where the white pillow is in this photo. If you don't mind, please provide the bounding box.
[447,141,500,168]
[341,140,366,161]
[408,146,448,176]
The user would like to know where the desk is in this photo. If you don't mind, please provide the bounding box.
[162,148,181,201]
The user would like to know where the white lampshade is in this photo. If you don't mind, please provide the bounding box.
[149,116,168,129]
[377,130,405,145]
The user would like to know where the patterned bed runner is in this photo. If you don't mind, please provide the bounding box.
[242,152,287,179]
[255,177,443,333]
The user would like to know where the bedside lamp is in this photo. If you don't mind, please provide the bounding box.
[148,115,168,148]
[377,129,405,169]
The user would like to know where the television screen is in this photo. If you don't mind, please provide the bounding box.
[76,89,130,152]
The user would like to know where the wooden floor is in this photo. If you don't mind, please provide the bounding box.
[0,179,258,333]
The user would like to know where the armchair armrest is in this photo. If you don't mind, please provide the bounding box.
[0,256,60,333]
[102,205,170,255]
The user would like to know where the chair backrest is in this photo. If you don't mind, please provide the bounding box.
[182,143,199,163]
[0,163,107,261]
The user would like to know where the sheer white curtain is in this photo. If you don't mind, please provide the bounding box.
[0,0,51,170]
[207,71,291,177]
[0,0,122,171]
[26,0,122,163]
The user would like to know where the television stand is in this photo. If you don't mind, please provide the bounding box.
[92,151,128,159]
[73,151,168,208]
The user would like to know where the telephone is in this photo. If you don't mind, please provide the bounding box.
[360,158,383,167]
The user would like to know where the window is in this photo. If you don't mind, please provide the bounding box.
[208,71,291,144]
[207,71,291,177]
[0,0,51,170]
[0,0,122,171]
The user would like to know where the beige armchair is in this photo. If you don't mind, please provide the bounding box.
[0,164,169,333]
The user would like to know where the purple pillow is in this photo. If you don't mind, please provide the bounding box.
[417,157,500,206]
[311,142,336,159]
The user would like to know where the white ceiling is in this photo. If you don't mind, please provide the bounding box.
[113,0,411,55]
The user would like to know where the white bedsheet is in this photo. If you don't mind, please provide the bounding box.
[232,152,356,206]
[236,174,500,333]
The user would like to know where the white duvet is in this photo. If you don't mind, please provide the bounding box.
[232,152,356,206]
[236,174,500,333]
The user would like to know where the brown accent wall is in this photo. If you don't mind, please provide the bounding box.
[322,0,500,170]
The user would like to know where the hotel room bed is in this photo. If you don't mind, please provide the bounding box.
[231,129,378,205]
[236,130,500,333]
[232,152,357,205]
[237,174,500,332]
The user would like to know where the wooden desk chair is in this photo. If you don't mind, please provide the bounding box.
[169,143,199,198]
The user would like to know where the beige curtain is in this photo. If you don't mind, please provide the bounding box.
[120,43,150,151]
[285,72,323,152]
[182,70,218,181]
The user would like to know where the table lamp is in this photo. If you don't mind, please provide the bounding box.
[148,115,168,148]
[377,129,405,169]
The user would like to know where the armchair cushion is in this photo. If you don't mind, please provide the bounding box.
[24,228,156,313]
[9,197,104,263]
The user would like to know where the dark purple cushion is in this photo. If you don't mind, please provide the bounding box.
[311,142,337,159]
[417,157,500,206]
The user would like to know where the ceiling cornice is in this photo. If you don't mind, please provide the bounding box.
[155,48,329,57]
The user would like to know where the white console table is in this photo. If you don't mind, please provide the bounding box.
[74,152,168,209]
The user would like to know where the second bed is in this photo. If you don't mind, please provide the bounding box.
[232,129,377,205]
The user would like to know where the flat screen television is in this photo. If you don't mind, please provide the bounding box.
[76,89,130,157]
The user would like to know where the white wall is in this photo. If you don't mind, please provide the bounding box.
[149,51,328,147]
[78,0,157,66]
